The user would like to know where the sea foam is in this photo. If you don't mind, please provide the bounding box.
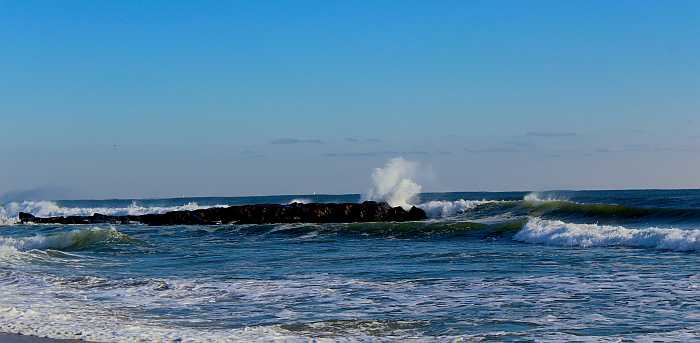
[514,218,700,251]
[0,273,457,342]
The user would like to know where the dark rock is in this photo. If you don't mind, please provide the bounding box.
[17,201,427,225]
[18,212,35,222]
[407,206,428,221]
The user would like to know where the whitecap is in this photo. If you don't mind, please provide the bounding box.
[514,218,700,251]
[287,198,312,204]
[0,227,130,257]
[417,199,497,218]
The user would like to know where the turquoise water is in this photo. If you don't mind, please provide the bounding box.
[1,190,699,341]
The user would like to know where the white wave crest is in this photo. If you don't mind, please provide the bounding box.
[0,227,129,256]
[417,199,495,218]
[523,192,569,202]
[287,198,312,204]
[0,216,16,226]
[514,218,700,252]
[0,201,225,225]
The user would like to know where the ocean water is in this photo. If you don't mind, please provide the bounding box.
[1,190,699,342]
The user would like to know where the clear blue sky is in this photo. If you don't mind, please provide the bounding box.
[1,0,698,199]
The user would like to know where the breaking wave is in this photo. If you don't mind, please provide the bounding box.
[0,227,131,256]
[523,192,570,202]
[520,199,700,223]
[514,218,700,252]
[362,157,422,209]
[417,199,499,218]
[287,198,312,205]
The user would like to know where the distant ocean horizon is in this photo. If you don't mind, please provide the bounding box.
[8,186,700,201]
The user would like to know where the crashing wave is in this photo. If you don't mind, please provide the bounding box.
[514,218,700,251]
[417,199,496,218]
[0,227,131,256]
[362,157,422,209]
[523,192,569,202]
[520,199,700,223]
[0,215,16,226]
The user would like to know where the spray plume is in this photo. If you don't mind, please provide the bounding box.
[362,157,422,209]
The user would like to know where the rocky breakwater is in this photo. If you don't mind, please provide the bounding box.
[18,201,427,225]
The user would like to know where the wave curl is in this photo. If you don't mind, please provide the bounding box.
[417,199,499,218]
[0,227,131,256]
[514,218,700,251]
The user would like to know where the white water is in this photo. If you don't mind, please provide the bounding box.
[287,198,312,204]
[2,265,697,342]
[0,272,467,342]
[523,192,569,202]
[417,199,495,218]
[0,157,494,223]
[515,218,700,252]
[362,157,422,209]
[0,227,129,257]
[360,158,504,217]
[0,302,301,342]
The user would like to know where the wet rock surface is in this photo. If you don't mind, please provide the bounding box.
[18,201,427,225]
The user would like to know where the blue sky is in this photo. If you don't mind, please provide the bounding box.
[1,0,698,199]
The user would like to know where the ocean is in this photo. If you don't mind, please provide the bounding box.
[1,189,699,342]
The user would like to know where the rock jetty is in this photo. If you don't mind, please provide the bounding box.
[18,201,427,225]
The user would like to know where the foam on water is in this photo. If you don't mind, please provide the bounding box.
[0,305,300,342]
[2,269,698,341]
[0,272,467,342]
[515,218,700,251]
[3,188,700,341]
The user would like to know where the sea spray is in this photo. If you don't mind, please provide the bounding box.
[523,192,570,202]
[362,157,422,209]
[361,158,497,217]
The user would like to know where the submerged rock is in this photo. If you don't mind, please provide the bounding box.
[18,201,427,225]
